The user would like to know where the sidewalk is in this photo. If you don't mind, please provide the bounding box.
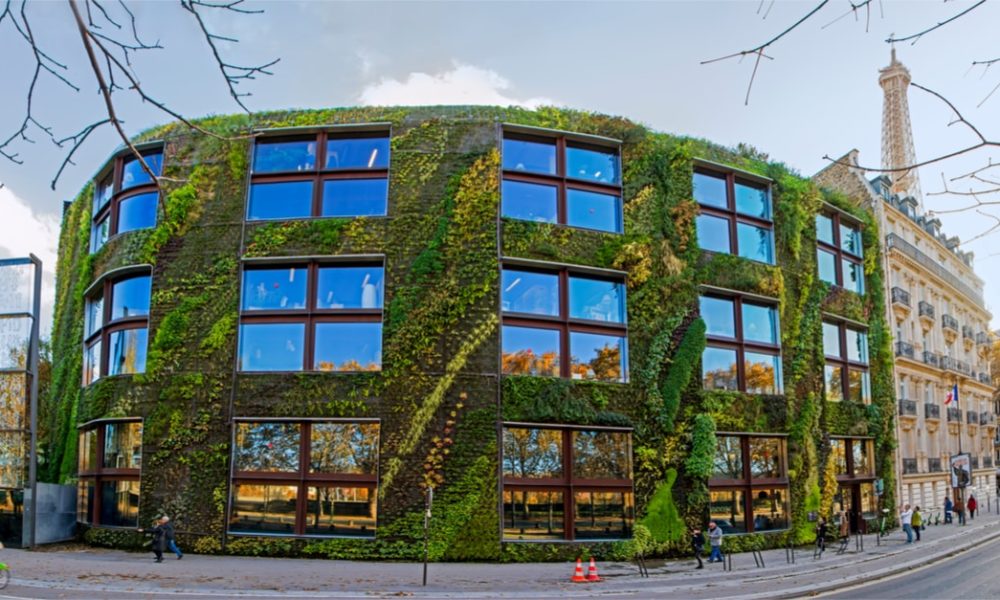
[5,512,1000,599]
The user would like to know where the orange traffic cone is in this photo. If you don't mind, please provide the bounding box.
[571,558,587,582]
[586,556,601,582]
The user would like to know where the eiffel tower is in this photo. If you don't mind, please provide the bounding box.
[879,48,923,209]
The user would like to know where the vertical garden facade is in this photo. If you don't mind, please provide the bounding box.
[44,106,896,560]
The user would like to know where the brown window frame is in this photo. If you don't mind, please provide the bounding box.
[501,423,634,542]
[822,320,871,404]
[709,433,790,534]
[829,437,876,482]
[91,147,163,253]
[501,130,623,233]
[228,419,379,538]
[700,291,783,394]
[77,419,142,527]
[694,166,774,264]
[82,271,151,386]
[237,260,384,373]
[816,211,864,292]
[248,130,390,220]
[500,264,628,381]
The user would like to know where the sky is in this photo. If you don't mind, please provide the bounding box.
[1,0,999,335]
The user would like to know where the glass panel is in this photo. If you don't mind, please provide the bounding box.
[568,276,625,324]
[573,430,631,479]
[85,293,104,338]
[574,491,634,540]
[0,374,25,430]
[234,422,301,472]
[325,137,389,170]
[816,214,834,245]
[501,269,559,316]
[117,192,158,233]
[239,323,305,371]
[503,489,564,540]
[229,483,298,534]
[846,329,868,363]
[709,489,746,534]
[569,331,627,383]
[713,436,743,479]
[832,485,852,517]
[305,486,376,537]
[742,303,777,345]
[700,296,735,338]
[0,432,24,487]
[848,369,870,403]
[734,182,770,219]
[99,480,140,527]
[91,215,110,253]
[316,266,384,309]
[830,439,848,475]
[103,422,142,469]
[736,222,774,264]
[744,351,781,394]
[78,429,97,472]
[309,422,379,474]
[817,248,837,285]
[502,428,562,478]
[750,488,788,531]
[702,346,738,391]
[566,189,622,233]
[859,482,876,516]
[822,322,841,358]
[502,137,557,175]
[852,440,873,477]
[696,213,731,254]
[121,153,163,190]
[107,328,148,376]
[750,438,783,479]
[321,179,388,217]
[94,174,113,212]
[840,223,862,257]
[501,325,560,376]
[110,275,151,321]
[843,259,864,294]
[0,317,30,370]
[825,364,844,402]
[254,138,316,173]
[314,323,382,372]
[566,145,620,184]
[248,181,314,220]
[83,340,101,385]
[242,267,308,311]
[501,180,557,224]
[693,172,727,209]
[77,480,94,523]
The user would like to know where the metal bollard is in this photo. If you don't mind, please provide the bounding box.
[785,544,795,564]
[752,549,765,568]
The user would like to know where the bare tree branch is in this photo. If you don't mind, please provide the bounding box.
[886,0,986,44]
[821,0,874,31]
[50,119,112,190]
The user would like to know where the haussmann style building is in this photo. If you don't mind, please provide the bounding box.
[43,106,898,560]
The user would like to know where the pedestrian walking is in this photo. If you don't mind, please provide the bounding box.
[691,528,705,569]
[160,516,183,559]
[707,521,723,563]
[956,501,966,525]
[968,495,977,520]
[944,497,953,524]
[912,507,922,541]
[900,504,914,544]
[815,517,828,554]
[138,518,167,563]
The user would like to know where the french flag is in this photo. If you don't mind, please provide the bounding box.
[945,383,959,406]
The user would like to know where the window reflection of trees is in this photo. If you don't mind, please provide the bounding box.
[503,428,562,478]
[573,431,630,479]
[310,423,378,474]
[749,438,783,479]
[713,436,743,479]
[236,422,301,472]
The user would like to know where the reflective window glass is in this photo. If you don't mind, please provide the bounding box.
[309,423,379,474]
[313,322,382,372]
[696,213,731,253]
[566,189,622,233]
[846,329,868,363]
[744,351,781,394]
[317,266,384,309]
[501,180,557,224]
[831,439,848,475]
[321,179,388,217]
[737,222,774,264]
[502,428,563,478]
[91,216,110,253]
[569,331,626,382]
[749,438,783,479]
[573,430,631,479]
[0,375,24,430]
[325,137,389,170]
[239,323,305,371]
[566,145,620,184]
[117,192,158,234]
[85,294,104,338]
[229,484,299,534]
[816,214,834,245]
[99,480,140,527]
[83,340,101,385]
[502,138,557,175]
[121,153,162,190]
[103,422,142,470]
[860,482,876,515]
[817,248,837,284]
[713,436,743,479]
[110,276,151,321]
[242,268,308,311]
[742,303,778,344]
[702,346,738,391]
[843,260,865,294]
[77,480,94,524]
[825,365,844,402]
[248,181,314,220]
[501,270,559,316]
[107,328,148,376]
[574,491,634,540]
[700,296,735,338]
[79,429,98,472]
[94,174,114,212]
[234,422,301,472]
[735,182,770,219]
[305,486,377,537]
[693,172,727,209]
[823,322,841,357]
[568,276,625,324]
[840,223,862,257]
[254,139,316,173]
[852,440,873,477]
[710,490,746,534]
[0,432,24,488]
[750,488,788,532]
[848,369,870,403]
[503,490,564,540]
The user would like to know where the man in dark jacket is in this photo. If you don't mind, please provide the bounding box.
[138,518,166,563]
[161,516,183,559]
[691,528,705,569]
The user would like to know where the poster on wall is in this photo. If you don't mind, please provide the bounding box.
[950,453,972,488]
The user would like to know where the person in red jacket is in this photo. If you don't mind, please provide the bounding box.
[968,494,978,520]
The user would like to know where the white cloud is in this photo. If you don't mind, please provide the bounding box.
[359,62,555,108]
[0,185,60,338]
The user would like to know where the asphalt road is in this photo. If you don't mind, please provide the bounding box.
[826,534,1000,599]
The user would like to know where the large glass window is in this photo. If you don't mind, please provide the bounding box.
[822,320,870,403]
[700,293,782,394]
[77,420,142,527]
[816,211,864,294]
[90,149,162,253]
[229,420,379,538]
[238,261,384,372]
[694,168,775,265]
[501,266,628,382]
[502,131,623,233]
[502,425,633,541]
[709,434,788,533]
[248,130,390,221]
[830,437,876,485]
[82,272,151,384]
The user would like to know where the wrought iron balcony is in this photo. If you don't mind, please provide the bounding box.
[918,301,935,319]
[885,234,985,305]
[902,458,918,474]
[977,332,990,346]
[895,341,915,359]
[948,407,962,422]
[982,412,992,425]
[925,403,941,420]
[922,351,941,368]
[980,372,992,384]
[986,457,994,468]
[967,410,979,425]
[928,458,942,472]
[942,356,957,371]
[891,287,911,307]
[942,314,959,332]
[955,360,971,375]
[963,325,975,339]
[898,399,917,416]
[971,456,980,469]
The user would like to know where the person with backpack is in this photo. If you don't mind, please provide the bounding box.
[691,528,705,569]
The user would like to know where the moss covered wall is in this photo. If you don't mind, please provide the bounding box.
[44,106,896,560]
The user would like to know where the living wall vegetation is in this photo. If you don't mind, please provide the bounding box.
[43,106,895,560]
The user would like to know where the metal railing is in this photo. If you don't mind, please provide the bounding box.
[979,372,991,384]
[925,403,941,419]
[955,360,971,375]
[986,457,994,468]
[899,400,917,416]
[891,287,911,307]
[967,411,980,425]
[923,351,941,368]
[895,341,915,359]
[886,234,985,305]
[963,325,975,339]
[918,301,935,319]
[977,332,990,346]
[902,458,918,474]
[948,407,962,422]
[972,456,980,469]
[942,314,959,332]
[928,458,942,472]
[982,412,992,425]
